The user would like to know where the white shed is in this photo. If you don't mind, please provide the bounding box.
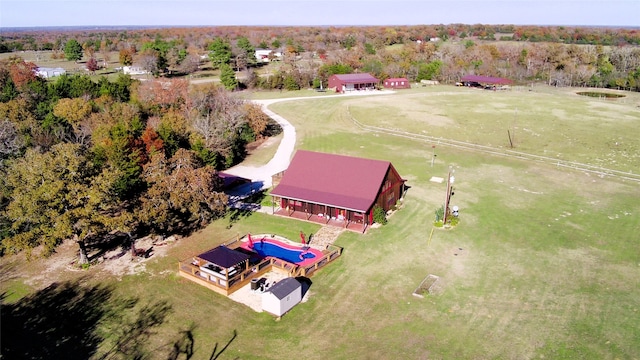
[35,67,66,79]
[123,66,149,75]
[262,277,302,316]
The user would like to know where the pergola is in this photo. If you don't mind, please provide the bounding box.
[192,246,251,288]
[460,75,513,85]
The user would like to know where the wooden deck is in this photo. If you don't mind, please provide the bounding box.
[178,235,343,296]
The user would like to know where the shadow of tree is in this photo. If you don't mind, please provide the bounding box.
[226,208,254,228]
[1,280,115,359]
[97,300,173,359]
[166,324,197,360]
[1,279,173,360]
[209,330,238,360]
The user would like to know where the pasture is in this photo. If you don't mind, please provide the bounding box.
[2,85,640,359]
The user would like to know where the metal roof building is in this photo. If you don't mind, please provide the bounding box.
[328,73,379,93]
[270,150,405,232]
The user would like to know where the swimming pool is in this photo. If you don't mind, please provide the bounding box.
[241,238,322,266]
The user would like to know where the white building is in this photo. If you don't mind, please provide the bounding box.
[254,49,282,63]
[261,277,302,316]
[35,67,66,79]
[123,66,149,75]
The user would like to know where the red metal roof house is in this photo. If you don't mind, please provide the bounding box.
[384,78,411,89]
[270,150,405,232]
[328,73,379,93]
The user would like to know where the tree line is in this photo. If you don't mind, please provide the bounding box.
[0,56,275,263]
[3,25,639,91]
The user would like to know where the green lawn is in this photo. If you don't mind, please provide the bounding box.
[2,85,639,359]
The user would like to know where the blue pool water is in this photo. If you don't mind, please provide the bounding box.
[252,242,316,264]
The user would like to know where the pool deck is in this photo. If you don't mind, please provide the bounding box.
[236,236,324,267]
[178,233,342,297]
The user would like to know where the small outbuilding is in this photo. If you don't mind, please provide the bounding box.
[384,78,411,89]
[123,66,149,75]
[262,277,302,316]
[35,67,66,79]
[328,73,379,93]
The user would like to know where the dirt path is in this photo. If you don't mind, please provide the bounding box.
[223,91,395,188]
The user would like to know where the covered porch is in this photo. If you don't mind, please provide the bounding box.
[271,198,369,233]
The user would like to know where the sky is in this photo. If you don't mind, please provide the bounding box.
[1,0,638,28]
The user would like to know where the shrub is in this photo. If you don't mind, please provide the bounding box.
[373,205,387,225]
[434,205,444,223]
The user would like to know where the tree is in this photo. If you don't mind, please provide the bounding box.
[86,57,99,73]
[139,149,227,234]
[136,78,189,114]
[417,60,443,81]
[0,120,23,161]
[53,97,93,126]
[186,85,246,159]
[119,48,134,66]
[136,50,159,76]
[219,63,237,90]
[5,58,38,89]
[64,39,83,62]
[3,143,131,263]
[179,54,201,75]
[243,103,270,139]
[235,36,256,68]
[207,37,232,69]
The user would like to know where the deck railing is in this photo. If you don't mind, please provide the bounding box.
[178,256,273,293]
[294,244,343,277]
[179,235,344,294]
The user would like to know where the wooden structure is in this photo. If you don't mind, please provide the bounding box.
[270,150,406,232]
[328,73,379,93]
[178,234,342,296]
[384,77,411,89]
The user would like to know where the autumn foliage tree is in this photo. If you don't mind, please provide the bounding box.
[86,57,99,73]
[53,97,93,125]
[138,149,227,234]
[3,143,132,263]
[8,58,38,88]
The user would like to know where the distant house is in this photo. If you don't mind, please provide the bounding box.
[328,73,379,93]
[270,150,406,232]
[255,49,282,62]
[384,77,411,89]
[35,67,66,79]
[262,277,302,317]
[123,66,149,75]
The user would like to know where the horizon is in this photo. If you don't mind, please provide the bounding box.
[2,24,639,31]
[1,0,638,29]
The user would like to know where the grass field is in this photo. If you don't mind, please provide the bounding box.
[2,85,640,359]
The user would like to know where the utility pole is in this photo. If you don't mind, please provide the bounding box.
[443,167,455,225]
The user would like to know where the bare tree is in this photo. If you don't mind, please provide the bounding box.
[186,86,247,155]
[0,119,23,160]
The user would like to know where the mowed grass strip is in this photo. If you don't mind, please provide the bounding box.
[2,86,639,359]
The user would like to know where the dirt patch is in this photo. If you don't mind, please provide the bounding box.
[4,235,180,290]
[98,235,178,279]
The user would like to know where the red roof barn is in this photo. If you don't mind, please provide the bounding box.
[328,73,379,93]
[384,78,411,89]
[270,150,406,232]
